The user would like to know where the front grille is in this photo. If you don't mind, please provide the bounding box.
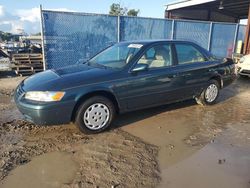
[16,84,25,98]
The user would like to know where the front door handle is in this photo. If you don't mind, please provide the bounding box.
[168,74,177,78]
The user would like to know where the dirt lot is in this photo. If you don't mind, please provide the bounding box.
[0,75,250,188]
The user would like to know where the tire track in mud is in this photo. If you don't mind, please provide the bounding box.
[0,120,160,188]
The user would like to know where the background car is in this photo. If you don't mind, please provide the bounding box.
[14,40,236,134]
[237,54,250,77]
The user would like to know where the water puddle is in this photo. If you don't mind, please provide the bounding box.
[120,79,250,187]
[159,131,250,188]
[1,152,78,188]
[120,103,202,167]
[0,95,23,123]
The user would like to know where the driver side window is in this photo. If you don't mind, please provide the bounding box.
[137,44,172,69]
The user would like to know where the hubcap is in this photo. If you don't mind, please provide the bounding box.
[205,84,218,103]
[83,103,110,130]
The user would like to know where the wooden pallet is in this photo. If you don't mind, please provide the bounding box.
[11,53,44,76]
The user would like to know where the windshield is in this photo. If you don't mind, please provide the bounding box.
[88,43,143,69]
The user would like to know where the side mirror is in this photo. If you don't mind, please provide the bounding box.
[131,64,148,73]
[76,58,88,64]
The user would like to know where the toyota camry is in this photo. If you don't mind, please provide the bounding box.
[14,40,236,134]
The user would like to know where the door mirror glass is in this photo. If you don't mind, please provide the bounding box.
[132,63,148,72]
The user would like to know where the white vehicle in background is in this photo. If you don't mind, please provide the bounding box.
[237,54,250,77]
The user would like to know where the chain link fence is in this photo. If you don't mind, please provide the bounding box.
[41,10,246,69]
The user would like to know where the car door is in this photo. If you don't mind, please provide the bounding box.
[124,43,183,110]
[173,43,215,98]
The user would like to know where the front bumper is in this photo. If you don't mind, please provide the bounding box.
[238,69,250,77]
[236,64,250,77]
[14,86,75,125]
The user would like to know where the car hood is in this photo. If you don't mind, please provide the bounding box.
[22,64,115,91]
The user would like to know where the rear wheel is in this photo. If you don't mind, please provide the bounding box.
[195,80,220,105]
[74,96,115,134]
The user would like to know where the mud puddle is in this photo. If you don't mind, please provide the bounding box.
[0,77,24,123]
[2,152,78,188]
[120,78,250,187]
[0,121,160,188]
[120,105,202,167]
[159,126,250,188]
[0,95,22,123]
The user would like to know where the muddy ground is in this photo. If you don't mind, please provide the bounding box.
[0,76,249,188]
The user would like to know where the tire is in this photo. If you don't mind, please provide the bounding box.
[74,96,115,134]
[195,80,220,105]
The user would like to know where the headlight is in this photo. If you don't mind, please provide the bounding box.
[24,91,65,102]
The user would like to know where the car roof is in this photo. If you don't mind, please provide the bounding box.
[118,39,196,45]
[117,39,212,58]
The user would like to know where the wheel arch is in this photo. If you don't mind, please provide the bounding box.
[71,90,120,122]
[209,75,223,89]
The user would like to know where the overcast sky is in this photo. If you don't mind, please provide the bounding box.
[0,0,172,34]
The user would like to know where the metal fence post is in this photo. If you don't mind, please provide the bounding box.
[40,5,46,70]
[207,22,213,51]
[233,24,239,53]
[171,20,175,40]
[117,15,120,42]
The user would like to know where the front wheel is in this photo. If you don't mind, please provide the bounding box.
[195,80,220,105]
[74,96,115,134]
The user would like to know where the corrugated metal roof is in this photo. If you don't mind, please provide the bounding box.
[165,0,216,11]
[165,0,250,19]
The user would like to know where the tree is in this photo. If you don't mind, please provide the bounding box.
[33,32,41,36]
[109,3,126,16]
[127,9,140,16]
[109,3,139,16]
[0,31,19,42]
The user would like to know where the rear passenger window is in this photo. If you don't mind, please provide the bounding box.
[175,44,206,64]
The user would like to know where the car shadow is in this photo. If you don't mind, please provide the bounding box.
[217,77,248,103]
[112,99,197,130]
